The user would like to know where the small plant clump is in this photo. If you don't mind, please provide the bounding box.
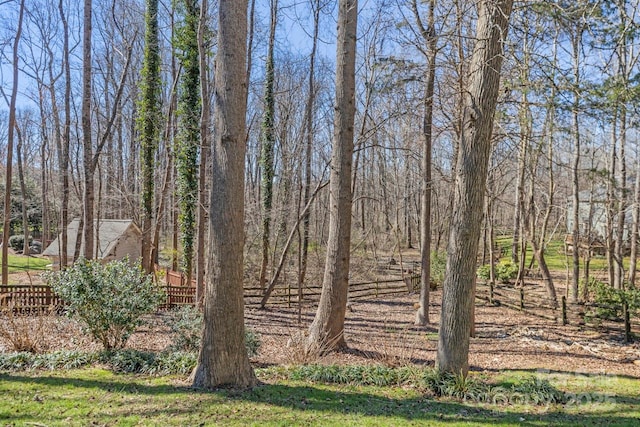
[0,349,197,375]
[477,260,518,283]
[44,257,165,350]
[0,350,98,372]
[586,279,640,322]
[0,300,52,353]
[430,251,446,287]
[285,365,567,406]
[164,305,261,357]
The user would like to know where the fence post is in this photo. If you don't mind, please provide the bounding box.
[519,288,524,310]
[624,301,632,343]
[489,282,494,304]
[561,296,567,325]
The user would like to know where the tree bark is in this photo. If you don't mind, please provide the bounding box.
[176,0,201,285]
[138,0,160,273]
[298,0,321,292]
[196,0,211,307]
[82,0,94,260]
[192,0,256,389]
[15,124,29,256]
[2,0,25,284]
[436,0,513,376]
[59,0,71,268]
[140,0,162,274]
[570,29,582,302]
[307,0,358,352]
[258,0,278,292]
[412,0,437,327]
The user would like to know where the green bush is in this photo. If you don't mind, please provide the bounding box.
[477,260,518,283]
[8,235,28,251]
[587,280,640,321]
[44,257,164,350]
[164,305,203,352]
[477,264,491,282]
[164,305,261,356]
[430,251,446,287]
[245,328,261,357]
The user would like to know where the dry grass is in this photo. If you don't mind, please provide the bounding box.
[0,297,53,353]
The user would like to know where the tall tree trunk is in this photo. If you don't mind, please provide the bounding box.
[570,29,582,303]
[82,0,94,260]
[15,124,29,256]
[140,0,162,274]
[412,0,437,326]
[192,0,256,389]
[2,0,25,284]
[630,156,640,286]
[307,0,358,352]
[196,0,211,307]
[176,0,201,285]
[614,110,627,290]
[258,0,278,291]
[436,0,513,376]
[298,0,321,291]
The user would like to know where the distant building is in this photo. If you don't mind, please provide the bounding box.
[42,219,142,267]
[566,189,634,254]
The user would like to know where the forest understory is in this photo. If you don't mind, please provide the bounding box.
[3,268,639,379]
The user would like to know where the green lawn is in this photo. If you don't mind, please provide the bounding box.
[493,236,614,274]
[0,368,638,426]
[5,254,50,274]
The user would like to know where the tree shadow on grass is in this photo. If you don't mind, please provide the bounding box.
[1,372,639,426]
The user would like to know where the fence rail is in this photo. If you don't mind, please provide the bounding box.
[476,281,638,342]
[0,272,421,311]
[0,285,62,311]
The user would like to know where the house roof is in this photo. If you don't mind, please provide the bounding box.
[42,219,141,259]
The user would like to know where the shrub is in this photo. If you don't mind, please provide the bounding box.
[477,260,518,283]
[587,279,640,321]
[477,264,491,282]
[44,257,164,350]
[430,251,446,287]
[245,328,261,357]
[8,235,28,252]
[164,305,261,356]
[0,300,51,353]
[164,305,202,352]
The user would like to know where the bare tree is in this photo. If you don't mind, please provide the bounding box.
[81,0,94,259]
[195,0,211,307]
[436,0,513,376]
[192,0,256,389]
[2,0,25,285]
[139,0,162,273]
[411,0,438,326]
[307,0,358,352]
[258,0,278,292]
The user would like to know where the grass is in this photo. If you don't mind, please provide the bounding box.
[0,368,638,426]
[493,236,616,274]
[5,254,50,274]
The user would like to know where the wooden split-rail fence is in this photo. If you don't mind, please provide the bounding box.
[476,281,638,343]
[0,268,422,311]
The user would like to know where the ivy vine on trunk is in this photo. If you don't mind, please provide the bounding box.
[175,0,201,284]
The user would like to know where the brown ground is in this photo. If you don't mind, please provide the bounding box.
[2,276,638,378]
[246,291,640,377]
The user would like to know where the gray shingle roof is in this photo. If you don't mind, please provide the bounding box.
[42,219,141,259]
